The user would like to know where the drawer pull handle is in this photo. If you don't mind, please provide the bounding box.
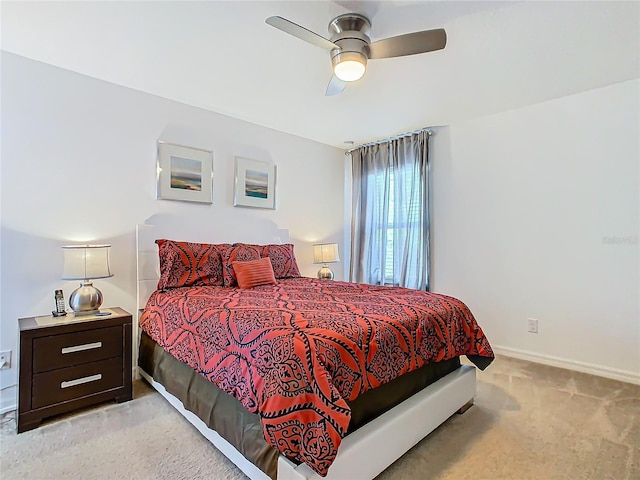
[61,374,102,389]
[61,342,102,354]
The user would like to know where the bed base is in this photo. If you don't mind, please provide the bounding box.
[139,365,476,480]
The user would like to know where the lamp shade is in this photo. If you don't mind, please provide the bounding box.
[62,245,113,280]
[313,243,340,264]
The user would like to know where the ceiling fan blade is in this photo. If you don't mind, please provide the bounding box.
[368,28,447,59]
[325,75,346,96]
[266,16,338,51]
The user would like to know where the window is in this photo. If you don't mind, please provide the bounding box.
[372,164,424,286]
[350,131,430,291]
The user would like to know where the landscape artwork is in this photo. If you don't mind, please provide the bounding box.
[245,169,268,198]
[170,156,202,191]
[234,156,276,209]
[156,142,213,204]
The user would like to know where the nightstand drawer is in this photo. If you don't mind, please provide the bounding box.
[33,326,123,373]
[32,357,124,409]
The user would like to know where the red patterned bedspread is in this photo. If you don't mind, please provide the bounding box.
[139,278,493,476]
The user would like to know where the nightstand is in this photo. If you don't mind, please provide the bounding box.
[17,307,133,433]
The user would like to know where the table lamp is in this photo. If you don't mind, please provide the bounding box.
[62,244,113,315]
[313,243,340,280]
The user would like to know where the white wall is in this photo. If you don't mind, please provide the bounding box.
[0,52,346,410]
[431,79,639,383]
[2,52,637,417]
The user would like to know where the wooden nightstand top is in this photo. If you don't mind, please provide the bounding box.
[19,307,131,331]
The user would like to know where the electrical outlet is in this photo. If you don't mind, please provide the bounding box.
[0,350,11,370]
[527,318,539,334]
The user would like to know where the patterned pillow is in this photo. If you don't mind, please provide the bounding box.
[262,244,301,279]
[156,239,232,290]
[220,243,263,287]
[231,243,302,279]
[233,257,277,289]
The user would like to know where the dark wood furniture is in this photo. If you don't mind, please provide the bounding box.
[18,307,132,433]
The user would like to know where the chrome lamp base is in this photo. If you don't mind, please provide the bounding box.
[69,281,104,316]
[317,265,335,280]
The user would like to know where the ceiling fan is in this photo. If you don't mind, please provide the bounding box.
[265,13,446,96]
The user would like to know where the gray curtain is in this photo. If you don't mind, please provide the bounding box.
[349,131,430,290]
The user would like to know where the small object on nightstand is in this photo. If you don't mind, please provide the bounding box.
[52,289,67,317]
[94,312,112,316]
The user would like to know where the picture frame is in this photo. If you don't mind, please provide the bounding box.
[233,157,277,209]
[156,141,213,204]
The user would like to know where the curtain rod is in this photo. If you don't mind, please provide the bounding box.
[344,127,434,154]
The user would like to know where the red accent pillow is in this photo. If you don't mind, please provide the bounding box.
[156,239,232,289]
[232,257,277,289]
[220,244,263,287]
[262,244,301,279]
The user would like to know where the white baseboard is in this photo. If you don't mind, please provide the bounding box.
[493,345,640,385]
[0,385,17,414]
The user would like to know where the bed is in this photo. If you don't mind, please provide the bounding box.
[135,223,494,480]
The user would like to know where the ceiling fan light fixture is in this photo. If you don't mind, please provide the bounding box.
[332,51,367,82]
[334,60,366,82]
[266,12,447,95]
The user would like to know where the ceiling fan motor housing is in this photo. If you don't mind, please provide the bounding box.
[328,14,372,72]
[328,13,371,37]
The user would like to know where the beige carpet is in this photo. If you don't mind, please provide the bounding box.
[1,356,638,480]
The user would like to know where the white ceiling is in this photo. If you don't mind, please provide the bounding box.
[2,1,638,149]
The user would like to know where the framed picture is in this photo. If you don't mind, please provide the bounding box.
[156,141,213,204]
[233,157,277,209]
